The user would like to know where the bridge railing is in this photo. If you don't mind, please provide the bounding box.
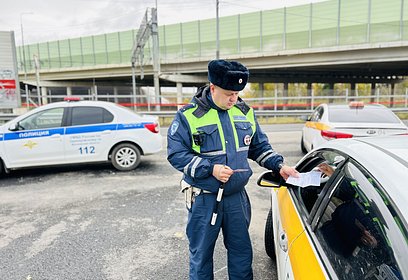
[20,87,408,113]
[2,89,407,124]
[17,0,408,73]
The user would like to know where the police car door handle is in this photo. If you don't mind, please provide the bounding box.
[50,134,61,139]
[279,231,288,252]
[101,130,111,135]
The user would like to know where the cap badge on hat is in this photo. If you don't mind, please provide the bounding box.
[207,59,249,91]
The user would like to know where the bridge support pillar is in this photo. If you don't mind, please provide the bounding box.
[90,85,98,101]
[113,87,119,103]
[177,82,183,110]
[390,83,395,108]
[328,82,334,103]
[371,83,376,103]
[307,83,312,108]
[350,83,356,100]
[259,83,264,110]
[283,83,288,110]
[41,86,48,105]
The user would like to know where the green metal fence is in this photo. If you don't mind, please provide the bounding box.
[18,0,408,72]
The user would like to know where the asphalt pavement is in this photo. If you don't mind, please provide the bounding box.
[0,124,303,280]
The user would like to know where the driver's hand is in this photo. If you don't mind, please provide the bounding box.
[317,163,335,177]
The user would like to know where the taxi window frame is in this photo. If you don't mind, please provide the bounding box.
[310,159,408,279]
[289,148,349,227]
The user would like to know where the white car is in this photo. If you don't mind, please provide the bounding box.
[301,102,408,153]
[0,99,162,173]
[258,135,408,279]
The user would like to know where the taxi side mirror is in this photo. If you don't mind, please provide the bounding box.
[257,170,284,188]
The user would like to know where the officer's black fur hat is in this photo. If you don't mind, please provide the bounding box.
[208,59,249,91]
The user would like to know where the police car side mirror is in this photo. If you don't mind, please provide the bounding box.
[8,122,19,131]
[257,170,284,188]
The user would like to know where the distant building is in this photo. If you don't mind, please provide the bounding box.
[0,31,21,108]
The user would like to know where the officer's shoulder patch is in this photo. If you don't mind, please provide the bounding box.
[170,120,180,136]
[180,103,196,112]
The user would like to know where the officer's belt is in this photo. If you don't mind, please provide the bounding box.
[192,186,212,195]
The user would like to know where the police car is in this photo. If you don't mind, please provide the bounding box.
[0,99,162,173]
[301,102,408,153]
[258,135,408,280]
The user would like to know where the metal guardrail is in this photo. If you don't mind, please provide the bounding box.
[0,110,312,123]
[0,114,17,122]
[142,110,315,118]
[2,107,408,124]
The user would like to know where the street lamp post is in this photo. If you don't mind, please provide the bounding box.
[216,0,220,59]
[20,12,33,108]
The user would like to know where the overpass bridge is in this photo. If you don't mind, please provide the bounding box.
[16,0,408,109]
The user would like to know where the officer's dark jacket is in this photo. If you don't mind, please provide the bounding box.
[167,86,283,195]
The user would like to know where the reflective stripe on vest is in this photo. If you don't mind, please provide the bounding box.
[182,105,256,154]
[231,107,256,151]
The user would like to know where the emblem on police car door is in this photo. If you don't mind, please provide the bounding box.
[23,140,37,149]
[244,135,251,145]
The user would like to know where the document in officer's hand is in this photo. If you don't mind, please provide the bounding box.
[286,170,322,188]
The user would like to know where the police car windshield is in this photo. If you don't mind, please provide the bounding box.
[328,107,401,123]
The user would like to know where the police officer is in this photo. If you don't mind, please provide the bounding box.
[167,59,298,280]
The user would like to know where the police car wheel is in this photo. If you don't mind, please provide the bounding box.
[111,143,141,171]
[265,208,276,260]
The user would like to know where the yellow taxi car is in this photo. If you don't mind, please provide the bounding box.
[258,135,408,280]
[300,102,407,153]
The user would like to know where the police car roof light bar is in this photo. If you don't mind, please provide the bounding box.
[64,97,82,102]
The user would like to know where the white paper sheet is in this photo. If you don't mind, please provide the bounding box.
[286,170,322,188]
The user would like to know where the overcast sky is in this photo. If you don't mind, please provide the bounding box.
[1,0,322,45]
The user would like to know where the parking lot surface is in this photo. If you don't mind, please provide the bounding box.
[0,124,303,280]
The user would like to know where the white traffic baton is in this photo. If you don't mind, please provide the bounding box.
[210,169,249,226]
[210,184,224,226]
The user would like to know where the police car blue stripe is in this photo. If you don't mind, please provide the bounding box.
[1,122,152,141]
[117,123,149,130]
[65,122,151,134]
[4,128,65,140]
[65,124,118,135]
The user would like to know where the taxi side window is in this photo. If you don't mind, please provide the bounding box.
[19,108,64,130]
[297,152,345,214]
[71,107,114,126]
[315,162,405,280]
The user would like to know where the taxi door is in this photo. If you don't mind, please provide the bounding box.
[275,187,326,280]
[3,107,65,168]
[63,106,116,163]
